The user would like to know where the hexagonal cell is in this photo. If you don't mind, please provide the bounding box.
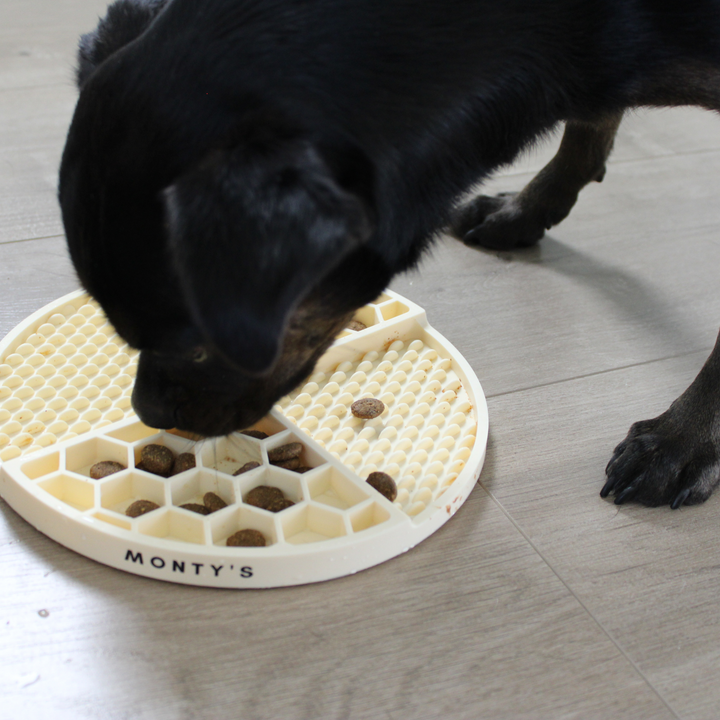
[379,300,410,321]
[136,508,207,545]
[342,306,380,335]
[306,467,371,510]
[131,434,197,477]
[37,473,95,511]
[265,434,323,473]
[65,437,130,478]
[106,421,160,444]
[99,471,166,515]
[167,428,204,442]
[21,451,60,479]
[210,506,278,547]
[348,501,392,533]
[239,415,286,439]
[281,504,348,544]
[199,435,261,475]
[238,467,304,507]
[170,469,237,512]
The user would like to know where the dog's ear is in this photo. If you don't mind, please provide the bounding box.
[163,137,374,375]
[76,0,168,87]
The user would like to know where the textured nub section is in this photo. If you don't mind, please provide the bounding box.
[277,337,477,517]
[0,296,138,461]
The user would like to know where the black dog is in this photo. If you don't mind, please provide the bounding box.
[59,0,720,509]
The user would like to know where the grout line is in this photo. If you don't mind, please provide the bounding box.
[478,482,682,719]
[484,347,714,400]
[0,233,65,247]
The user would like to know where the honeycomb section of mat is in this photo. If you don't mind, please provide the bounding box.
[0,297,138,462]
[276,336,477,518]
[17,418,392,546]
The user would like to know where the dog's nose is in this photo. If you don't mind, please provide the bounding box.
[131,351,177,430]
[131,385,176,429]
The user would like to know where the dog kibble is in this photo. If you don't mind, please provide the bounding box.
[271,457,301,471]
[366,471,398,502]
[126,499,160,517]
[179,502,211,515]
[266,497,295,513]
[233,461,261,476]
[351,398,385,419]
[294,466,313,474]
[171,452,196,475]
[242,429,269,439]
[267,442,303,463]
[245,485,285,510]
[89,460,126,479]
[140,444,175,476]
[227,529,266,547]
[347,319,367,331]
[203,491,228,513]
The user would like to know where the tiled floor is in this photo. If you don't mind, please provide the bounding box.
[3,3,720,718]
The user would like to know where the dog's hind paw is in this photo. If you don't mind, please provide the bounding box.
[448,192,547,250]
[601,416,720,509]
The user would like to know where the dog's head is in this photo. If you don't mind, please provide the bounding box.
[59,6,386,436]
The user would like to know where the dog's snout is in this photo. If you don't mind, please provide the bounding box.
[131,397,176,430]
[131,351,179,430]
[130,349,265,437]
[131,381,177,430]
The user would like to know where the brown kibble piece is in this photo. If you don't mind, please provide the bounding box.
[226,529,266,547]
[179,502,211,515]
[171,453,196,475]
[140,444,175,476]
[233,461,261,476]
[242,429,269,439]
[266,497,295,513]
[89,461,126,479]
[271,457,301,470]
[294,466,313,474]
[366,471,398,502]
[347,319,367,331]
[245,485,285,510]
[351,398,385,419]
[203,491,228,513]
[126,499,160,517]
[267,442,303,463]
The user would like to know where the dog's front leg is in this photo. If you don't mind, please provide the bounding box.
[602,332,720,508]
[450,113,622,250]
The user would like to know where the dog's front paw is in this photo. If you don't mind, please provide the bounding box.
[449,192,546,250]
[601,414,720,509]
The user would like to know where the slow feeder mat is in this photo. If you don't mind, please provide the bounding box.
[0,289,488,587]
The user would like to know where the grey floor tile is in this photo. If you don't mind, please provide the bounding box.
[483,355,720,720]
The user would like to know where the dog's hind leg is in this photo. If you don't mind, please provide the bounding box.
[450,113,622,250]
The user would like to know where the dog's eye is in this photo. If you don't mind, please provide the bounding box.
[192,346,209,363]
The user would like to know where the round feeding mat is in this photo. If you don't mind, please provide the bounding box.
[0,289,488,588]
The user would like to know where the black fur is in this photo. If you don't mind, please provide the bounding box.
[59,0,720,506]
[76,0,168,87]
